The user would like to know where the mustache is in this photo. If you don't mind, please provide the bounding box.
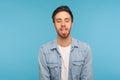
[61,25,66,27]
[60,28,67,30]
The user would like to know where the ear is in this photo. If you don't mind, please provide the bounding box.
[53,22,56,28]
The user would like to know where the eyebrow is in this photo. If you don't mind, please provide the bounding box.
[65,18,70,20]
[56,18,70,20]
[56,18,61,20]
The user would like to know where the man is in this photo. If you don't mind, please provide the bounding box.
[38,5,93,80]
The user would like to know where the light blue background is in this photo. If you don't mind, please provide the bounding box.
[0,0,120,80]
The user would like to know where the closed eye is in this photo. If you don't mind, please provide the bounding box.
[56,19,62,23]
[65,18,70,23]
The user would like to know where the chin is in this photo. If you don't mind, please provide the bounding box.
[61,35,70,39]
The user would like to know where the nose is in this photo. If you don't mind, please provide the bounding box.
[61,21,65,27]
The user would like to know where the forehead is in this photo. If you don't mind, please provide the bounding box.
[55,11,71,19]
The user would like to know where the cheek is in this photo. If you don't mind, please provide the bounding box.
[54,23,61,28]
[66,23,72,28]
[54,24,60,31]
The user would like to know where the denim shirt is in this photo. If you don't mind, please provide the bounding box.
[38,38,93,80]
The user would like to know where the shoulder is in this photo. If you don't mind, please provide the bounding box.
[72,38,90,50]
[72,38,92,57]
[40,40,57,51]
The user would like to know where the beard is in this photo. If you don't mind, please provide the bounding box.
[56,28,71,39]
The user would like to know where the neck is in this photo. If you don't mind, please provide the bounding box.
[57,35,72,47]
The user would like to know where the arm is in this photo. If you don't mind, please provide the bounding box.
[38,48,50,80]
[81,45,94,80]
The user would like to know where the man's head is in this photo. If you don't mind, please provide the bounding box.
[52,5,73,39]
[52,5,73,23]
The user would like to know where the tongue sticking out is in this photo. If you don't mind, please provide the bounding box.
[61,29,67,35]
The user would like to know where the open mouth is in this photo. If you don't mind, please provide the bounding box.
[60,28,67,35]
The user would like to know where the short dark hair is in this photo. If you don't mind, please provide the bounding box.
[52,5,73,23]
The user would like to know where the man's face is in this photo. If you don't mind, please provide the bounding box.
[54,11,72,39]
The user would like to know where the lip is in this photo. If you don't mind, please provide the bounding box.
[61,28,67,35]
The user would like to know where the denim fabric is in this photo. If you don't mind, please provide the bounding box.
[38,38,93,80]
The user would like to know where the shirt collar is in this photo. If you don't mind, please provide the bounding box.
[50,37,79,50]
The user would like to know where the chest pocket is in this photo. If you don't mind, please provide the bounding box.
[48,63,59,80]
[47,51,60,80]
[71,61,84,80]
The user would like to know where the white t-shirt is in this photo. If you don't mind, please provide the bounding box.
[58,44,71,80]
